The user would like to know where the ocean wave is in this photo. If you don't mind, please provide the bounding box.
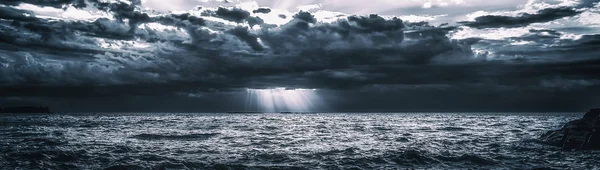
[438,126,467,131]
[21,138,66,145]
[131,133,219,141]
[2,113,598,169]
[5,150,88,163]
[104,165,145,170]
[436,154,498,165]
[314,147,360,157]
[390,150,443,166]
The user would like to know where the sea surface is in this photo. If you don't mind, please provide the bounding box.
[1,112,599,169]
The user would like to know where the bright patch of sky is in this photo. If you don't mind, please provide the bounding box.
[13,3,109,21]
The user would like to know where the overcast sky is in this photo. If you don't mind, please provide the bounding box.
[1,0,599,112]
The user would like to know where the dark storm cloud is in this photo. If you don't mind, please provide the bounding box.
[0,6,38,22]
[347,14,405,32]
[245,16,264,27]
[460,0,600,29]
[0,6,208,88]
[460,7,581,28]
[0,13,133,54]
[0,0,207,49]
[1,0,600,112]
[228,27,264,51]
[252,7,271,14]
[2,0,152,34]
[89,0,153,33]
[0,0,146,29]
[0,19,114,56]
[254,13,474,67]
[576,0,600,8]
[214,7,251,23]
[293,11,316,23]
[258,13,408,52]
[0,0,145,43]
[473,29,600,63]
[0,7,484,92]
[153,13,206,29]
[0,0,87,8]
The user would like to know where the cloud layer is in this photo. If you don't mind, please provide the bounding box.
[1,0,599,111]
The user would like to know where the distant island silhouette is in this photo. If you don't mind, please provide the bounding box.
[0,106,52,114]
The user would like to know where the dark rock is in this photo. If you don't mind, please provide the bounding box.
[540,108,600,150]
[0,106,52,114]
[583,108,600,120]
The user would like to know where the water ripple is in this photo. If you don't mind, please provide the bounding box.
[1,112,598,169]
[131,133,219,141]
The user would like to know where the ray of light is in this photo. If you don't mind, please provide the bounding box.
[246,88,322,112]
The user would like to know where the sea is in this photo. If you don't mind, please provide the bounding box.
[1,112,599,169]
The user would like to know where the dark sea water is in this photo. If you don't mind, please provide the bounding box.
[1,113,599,169]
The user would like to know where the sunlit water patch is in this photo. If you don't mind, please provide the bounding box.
[1,113,599,169]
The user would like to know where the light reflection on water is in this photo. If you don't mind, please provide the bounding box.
[1,113,598,169]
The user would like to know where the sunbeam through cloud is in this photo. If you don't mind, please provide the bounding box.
[246,88,323,112]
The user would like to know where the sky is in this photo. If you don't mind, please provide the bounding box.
[0,0,599,112]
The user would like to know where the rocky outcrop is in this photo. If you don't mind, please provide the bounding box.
[540,109,600,150]
[0,106,52,114]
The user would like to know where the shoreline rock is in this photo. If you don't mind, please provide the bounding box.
[540,109,600,150]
